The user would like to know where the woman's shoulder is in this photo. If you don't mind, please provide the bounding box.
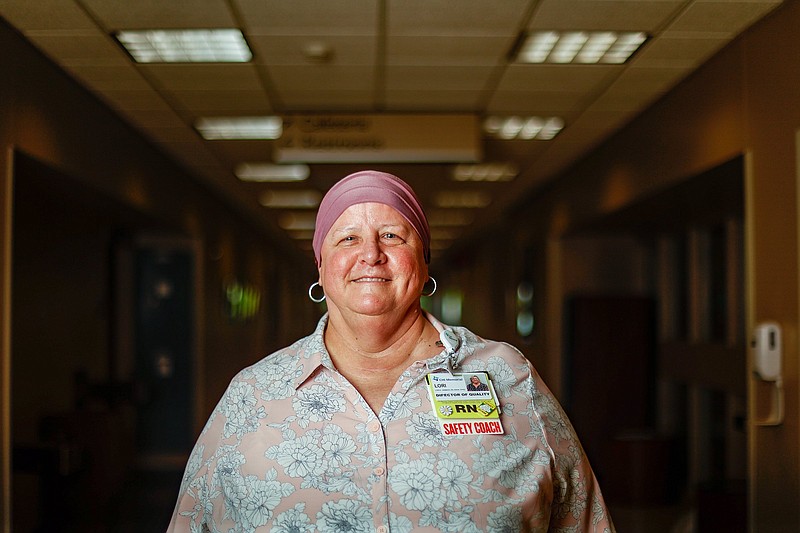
[426,313,529,365]
[454,325,532,368]
[233,330,319,384]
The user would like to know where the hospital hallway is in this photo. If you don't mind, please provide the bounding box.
[2,1,800,531]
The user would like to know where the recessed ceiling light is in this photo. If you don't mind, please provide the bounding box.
[484,116,564,141]
[452,163,518,182]
[259,190,322,208]
[115,29,252,63]
[196,117,282,140]
[302,40,334,63]
[517,31,646,65]
[235,163,309,182]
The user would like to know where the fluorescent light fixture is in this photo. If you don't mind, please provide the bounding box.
[278,212,317,231]
[484,116,564,140]
[115,29,252,63]
[259,190,321,208]
[517,31,646,64]
[235,163,309,182]
[196,116,282,140]
[435,191,492,208]
[453,163,518,182]
[287,229,315,240]
[537,117,565,140]
[428,210,474,227]
[431,228,459,240]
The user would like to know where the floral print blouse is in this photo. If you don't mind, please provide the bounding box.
[167,313,614,532]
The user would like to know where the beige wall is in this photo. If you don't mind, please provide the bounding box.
[440,0,800,533]
[451,1,800,529]
[0,19,317,529]
[741,2,800,529]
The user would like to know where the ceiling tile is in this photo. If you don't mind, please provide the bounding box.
[63,64,153,91]
[530,0,685,32]
[280,91,376,112]
[497,64,621,93]
[0,0,97,30]
[125,109,187,129]
[248,34,376,65]
[202,140,278,163]
[0,0,786,259]
[167,90,273,115]
[100,89,174,112]
[384,90,482,111]
[485,91,587,116]
[387,0,530,32]
[267,65,374,92]
[606,65,692,95]
[633,34,730,69]
[23,32,129,66]
[584,90,662,113]
[235,0,378,33]
[387,35,513,66]
[669,1,783,35]
[81,0,237,30]
[138,64,264,91]
[385,66,495,90]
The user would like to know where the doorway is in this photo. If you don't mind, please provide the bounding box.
[563,157,747,532]
[9,153,193,531]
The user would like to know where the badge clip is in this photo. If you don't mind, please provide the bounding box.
[439,329,460,354]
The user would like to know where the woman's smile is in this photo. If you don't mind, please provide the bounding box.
[319,202,427,319]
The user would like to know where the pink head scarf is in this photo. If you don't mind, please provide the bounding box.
[313,170,431,266]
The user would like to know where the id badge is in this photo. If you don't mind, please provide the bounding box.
[425,371,504,436]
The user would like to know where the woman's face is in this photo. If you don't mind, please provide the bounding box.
[318,202,428,320]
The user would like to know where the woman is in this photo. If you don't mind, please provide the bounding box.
[168,170,614,532]
[466,375,489,392]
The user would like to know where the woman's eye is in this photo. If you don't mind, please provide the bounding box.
[384,233,405,243]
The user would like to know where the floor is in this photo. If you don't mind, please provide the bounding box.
[611,504,695,533]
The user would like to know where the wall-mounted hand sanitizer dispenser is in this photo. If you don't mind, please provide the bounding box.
[752,321,783,426]
[752,321,782,381]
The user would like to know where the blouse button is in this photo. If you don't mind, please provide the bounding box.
[377,526,388,533]
[368,420,381,433]
[373,466,385,476]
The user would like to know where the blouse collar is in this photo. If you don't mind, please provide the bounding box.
[292,312,468,390]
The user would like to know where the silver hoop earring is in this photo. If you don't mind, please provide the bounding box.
[422,276,437,297]
[308,282,326,303]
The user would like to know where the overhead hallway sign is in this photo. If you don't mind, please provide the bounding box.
[274,114,481,163]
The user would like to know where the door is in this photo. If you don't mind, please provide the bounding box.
[133,239,196,461]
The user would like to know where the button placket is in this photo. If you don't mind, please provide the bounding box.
[366,414,389,532]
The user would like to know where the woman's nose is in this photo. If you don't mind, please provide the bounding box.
[360,237,385,264]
